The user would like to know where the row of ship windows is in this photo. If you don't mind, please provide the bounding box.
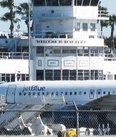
[19,91,113,96]
[36,47,104,57]
[75,23,96,31]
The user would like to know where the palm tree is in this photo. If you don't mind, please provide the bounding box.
[16,2,32,34]
[98,5,109,35]
[109,15,116,39]
[0,0,20,36]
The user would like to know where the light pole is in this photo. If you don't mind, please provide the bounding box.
[28,0,31,80]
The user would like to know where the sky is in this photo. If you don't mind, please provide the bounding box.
[0,0,116,36]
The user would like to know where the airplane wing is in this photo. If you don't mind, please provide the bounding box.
[84,95,116,109]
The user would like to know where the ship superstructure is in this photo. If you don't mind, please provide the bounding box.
[0,0,116,82]
[30,0,110,81]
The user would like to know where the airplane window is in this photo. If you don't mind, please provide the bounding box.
[79,91,82,95]
[108,92,110,95]
[74,92,77,95]
[19,92,21,96]
[28,92,31,96]
[38,92,40,96]
[98,92,100,95]
[70,92,72,95]
[51,92,54,96]
[56,92,58,96]
[33,92,35,96]
[60,92,63,95]
[84,92,86,95]
[42,92,44,95]
[46,92,49,95]
[103,91,106,94]
[24,92,26,96]
[65,92,67,95]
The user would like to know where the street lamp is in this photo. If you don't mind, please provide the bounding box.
[28,0,31,80]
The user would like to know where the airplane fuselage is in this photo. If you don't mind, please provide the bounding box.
[0,80,116,106]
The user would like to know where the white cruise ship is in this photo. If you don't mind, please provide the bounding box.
[0,0,116,82]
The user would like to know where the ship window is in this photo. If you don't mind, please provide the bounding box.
[74,0,82,5]
[46,0,58,6]
[90,0,99,6]
[54,70,61,80]
[83,0,90,6]
[83,23,88,31]
[83,47,89,56]
[90,23,95,31]
[70,70,76,80]
[75,23,80,31]
[63,70,69,80]
[34,0,45,6]
[45,70,53,80]
[59,0,72,6]
[53,47,61,56]
[62,48,69,55]
[70,48,77,55]
[78,47,84,56]
[36,47,44,56]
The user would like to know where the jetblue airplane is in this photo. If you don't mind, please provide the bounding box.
[0,80,116,109]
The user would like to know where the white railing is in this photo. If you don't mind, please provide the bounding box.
[0,52,29,59]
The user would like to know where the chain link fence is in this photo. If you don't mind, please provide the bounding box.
[0,105,116,136]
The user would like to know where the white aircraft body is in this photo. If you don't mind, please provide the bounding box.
[0,80,116,109]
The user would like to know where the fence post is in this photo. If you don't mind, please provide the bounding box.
[73,102,79,137]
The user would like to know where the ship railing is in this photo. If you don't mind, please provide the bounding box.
[0,52,29,59]
[32,32,73,39]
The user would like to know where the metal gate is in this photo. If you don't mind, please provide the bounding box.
[6,85,16,104]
